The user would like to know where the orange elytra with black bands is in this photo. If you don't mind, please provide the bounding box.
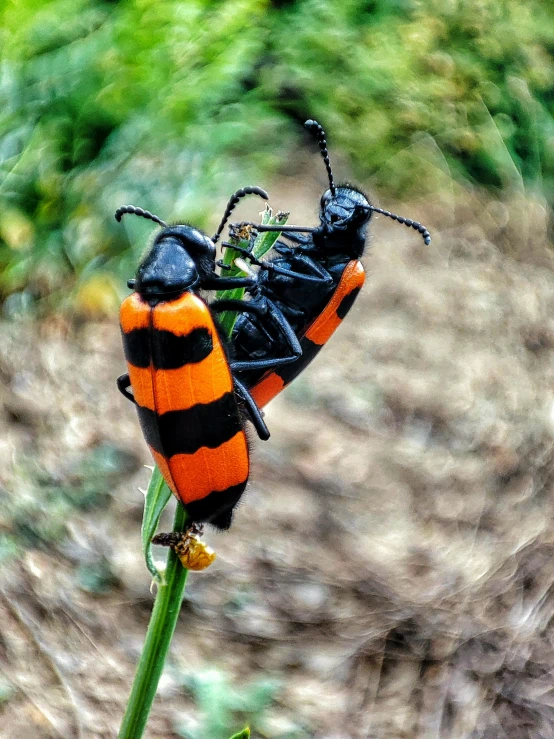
[230,119,431,406]
[121,291,250,526]
[115,188,302,530]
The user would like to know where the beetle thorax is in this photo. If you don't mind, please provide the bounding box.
[135,226,216,300]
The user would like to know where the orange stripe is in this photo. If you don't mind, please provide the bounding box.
[150,448,178,495]
[152,339,232,414]
[305,261,365,345]
[168,432,249,504]
[152,293,212,334]
[122,293,233,413]
[251,373,285,408]
[151,293,234,413]
[120,293,150,332]
[128,365,156,410]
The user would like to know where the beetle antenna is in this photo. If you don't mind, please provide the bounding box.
[232,221,317,234]
[369,206,431,245]
[115,205,168,228]
[212,186,269,245]
[304,119,336,197]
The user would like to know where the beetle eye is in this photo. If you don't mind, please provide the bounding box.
[354,204,371,221]
[127,279,136,290]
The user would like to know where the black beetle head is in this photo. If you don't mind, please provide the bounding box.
[319,186,372,232]
[134,225,216,300]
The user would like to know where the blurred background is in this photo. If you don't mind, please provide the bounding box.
[1,0,554,737]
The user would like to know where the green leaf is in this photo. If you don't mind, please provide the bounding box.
[229,729,250,739]
[216,207,289,336]
[141,466,172,583]
[250,211,290,262]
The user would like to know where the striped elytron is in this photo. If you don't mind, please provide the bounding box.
[120,291,251,528]
[231,120,431,406]
[116,188,301,529]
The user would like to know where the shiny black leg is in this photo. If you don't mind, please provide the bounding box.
[203,274,256,290]
[280,231,312,245]
[222,244,332,285]
[234,377,270,440]
[211,299,302,371]
[117,374,136,404]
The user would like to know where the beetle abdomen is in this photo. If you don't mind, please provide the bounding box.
[251,260,365,407]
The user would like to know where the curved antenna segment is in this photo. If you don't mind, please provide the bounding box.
[212,186,269,245]
[114,205,168,228]
[370,206,431,245]
[304,119,336,196]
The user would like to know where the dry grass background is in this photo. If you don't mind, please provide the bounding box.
[0,177,553,738]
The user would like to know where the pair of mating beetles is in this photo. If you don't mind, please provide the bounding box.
[117,120,431,533]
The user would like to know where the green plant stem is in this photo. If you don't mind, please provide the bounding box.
[118,503,189,739]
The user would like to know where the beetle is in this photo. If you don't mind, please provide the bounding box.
[116,186,303,530]
[228,120,432,407]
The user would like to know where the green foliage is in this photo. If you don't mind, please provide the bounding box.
[175,668,302,739]
[267,0,554,197]
[141,465,173,583]
[1,0,553,310]
[229,730,250,739]
[216,205,289,336]
[1,0,282,312]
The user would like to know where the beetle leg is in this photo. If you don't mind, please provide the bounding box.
[280,230,312,245]
[221,243,331,285]
[233,377,270,440]
[117,374,136,404]
[287,253,334,283]
[212,299,301,372]
[215,259,232,271]
[203,274,256,290]
[269,258,332,285]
